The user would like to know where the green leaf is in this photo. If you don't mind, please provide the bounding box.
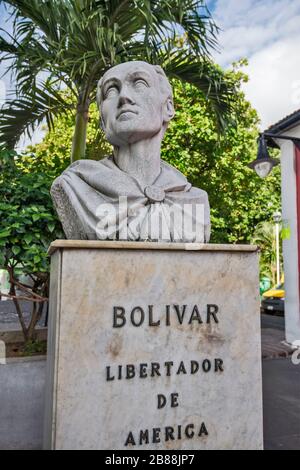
[12,246,21,255]
[0,253,5,267]
[281,227,291,241]
[48,222,55,233]
[24,234,33,244]
[0,230,11,238]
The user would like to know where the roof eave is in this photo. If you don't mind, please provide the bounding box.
[266,111,300,135]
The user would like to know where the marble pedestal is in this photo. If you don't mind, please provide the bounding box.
[44,241,263,450]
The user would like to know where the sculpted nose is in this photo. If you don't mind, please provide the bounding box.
[118,86,135,107]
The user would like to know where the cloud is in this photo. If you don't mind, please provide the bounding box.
[2,1,300,147]
[15,126,47,153]
[244,36,300,129]
[211,0,300,128]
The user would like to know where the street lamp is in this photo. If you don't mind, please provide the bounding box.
[249,133,300,178]
[273,211,282,286]
[249,135,279,178]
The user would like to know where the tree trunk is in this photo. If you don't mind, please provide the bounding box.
[71,99,90,162]
[10,284,29,342]
[27,301,44,342]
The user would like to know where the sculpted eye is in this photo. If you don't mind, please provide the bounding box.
[105,85,119,98]
[134,79,148,88]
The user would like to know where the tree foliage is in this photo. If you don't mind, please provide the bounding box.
[0,149,63,272]
[162,62,281,243]
[0,148,63,341]
[0,0,236,161]
[27,98,112,170]
[252,221,283,284]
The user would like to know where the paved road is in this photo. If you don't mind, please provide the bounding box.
[261,313,285,331]
[263,357,300,450]
[261,313,300,449]
[260,313,292,359]
[0,300,47,330]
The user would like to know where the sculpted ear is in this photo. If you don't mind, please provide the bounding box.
[163,97,175,123]
[100,116,106,132]
[97,78,107,131]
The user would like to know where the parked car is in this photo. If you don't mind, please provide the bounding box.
[261,282,285,315]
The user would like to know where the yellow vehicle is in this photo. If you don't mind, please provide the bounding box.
[261,276,285,315]
[263,283,285,299]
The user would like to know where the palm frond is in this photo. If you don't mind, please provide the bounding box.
[0,81,71,148]
[4,0,64,42]
[0,0,236,153]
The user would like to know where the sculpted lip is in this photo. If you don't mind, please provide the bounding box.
[117,108,138,119]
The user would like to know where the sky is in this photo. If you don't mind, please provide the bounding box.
[0,0,300,148]
[0,3,13,95]
[209,0,300,128]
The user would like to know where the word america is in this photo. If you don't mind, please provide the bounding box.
[112,304,219,328]
[125,422,208,447]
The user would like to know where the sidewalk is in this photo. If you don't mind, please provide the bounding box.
[261,314,300,450]
[261,314,294,359]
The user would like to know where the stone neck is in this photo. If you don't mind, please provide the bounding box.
[113,133,163,188]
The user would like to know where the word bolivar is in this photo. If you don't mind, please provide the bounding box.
[112,304,220,328]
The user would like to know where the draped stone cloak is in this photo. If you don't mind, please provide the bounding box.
[51,157,210,243]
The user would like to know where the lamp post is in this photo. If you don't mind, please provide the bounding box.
[249,132,300,178]
[249,133,300,288]
[250,133,300,286]
[249,135,279,177]
[273,211,282,286]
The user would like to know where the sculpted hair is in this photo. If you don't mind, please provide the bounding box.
[152,64,173,104]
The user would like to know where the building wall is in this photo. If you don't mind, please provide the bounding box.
[276,127,300,344]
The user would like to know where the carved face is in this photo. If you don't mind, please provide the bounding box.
[99,61,173,146]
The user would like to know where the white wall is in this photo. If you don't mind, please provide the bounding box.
[276,126,300,344]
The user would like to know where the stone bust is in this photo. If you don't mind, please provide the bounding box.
[51,61,210,242]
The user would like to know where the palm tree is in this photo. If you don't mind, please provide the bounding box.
[0,0,235,162]
[252,221,283,285]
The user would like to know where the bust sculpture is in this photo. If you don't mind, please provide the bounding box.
[51,61,210,242]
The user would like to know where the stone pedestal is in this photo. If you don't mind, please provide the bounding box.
[44,241,263,450]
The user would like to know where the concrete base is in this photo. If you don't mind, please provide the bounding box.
[0,357,46,450]
[44,241,263,450]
